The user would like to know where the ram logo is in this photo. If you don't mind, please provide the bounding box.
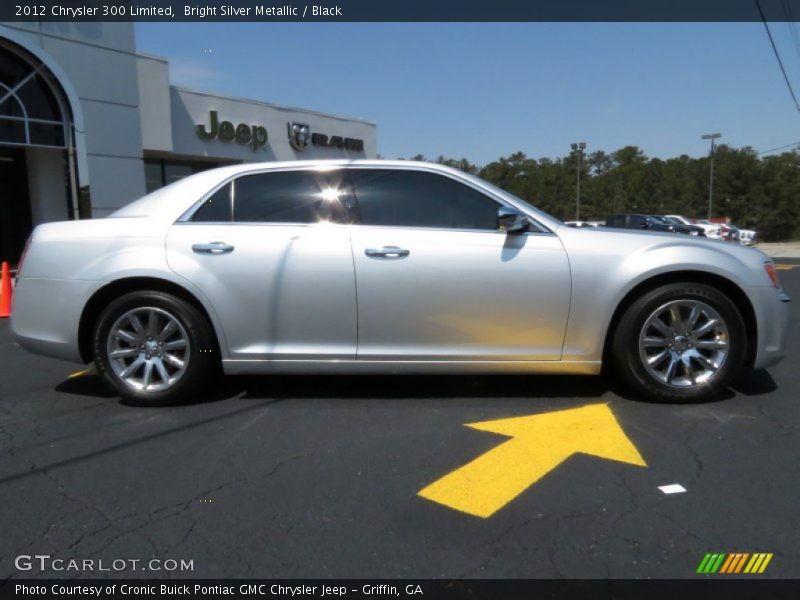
[287,122,311,150]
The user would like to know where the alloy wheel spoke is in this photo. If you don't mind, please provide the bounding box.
[683,356,697,385]
[154,359,170,384]
[696,339,727,350]
[164,338,187,350]
[114,329,138,344]
[120,356,145,379]
[693,318,719,337]
[128,314,146,336]
[685,305,700,330]
[159,319,177,341]
[147,310,159,337]
[650,318,672,336]
[648,349,670,366]
[663,356,679,383]
[110,347,139,359]
[668,305,682,327]
[694,352,716,370]
[163,353,185,368]
[142,361,154,389]
[643,336,669,348]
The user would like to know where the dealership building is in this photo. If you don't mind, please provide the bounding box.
[0,22,377,263]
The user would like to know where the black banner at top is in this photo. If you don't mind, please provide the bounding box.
[2,0,800,22]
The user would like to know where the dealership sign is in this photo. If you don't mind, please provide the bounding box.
[288,121,365,152]
[196,112,364,154]
[196,111,268,150]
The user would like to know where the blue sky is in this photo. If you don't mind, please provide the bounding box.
[136,22,800,165]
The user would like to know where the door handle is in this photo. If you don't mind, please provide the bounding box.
[365,246,410,258]
[192,242,235,254]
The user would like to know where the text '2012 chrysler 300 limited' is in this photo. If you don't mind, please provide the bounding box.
[11,161,791,405]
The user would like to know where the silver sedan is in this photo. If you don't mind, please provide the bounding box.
[10,160,791,405]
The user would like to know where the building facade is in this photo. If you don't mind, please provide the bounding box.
[0,22,377,264]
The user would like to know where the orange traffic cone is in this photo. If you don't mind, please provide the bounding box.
[0,261,12,318]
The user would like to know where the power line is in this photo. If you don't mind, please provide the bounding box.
[755,0,800,113]
[758,140,800,155]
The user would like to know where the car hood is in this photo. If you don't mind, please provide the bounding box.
[555,224,772,286]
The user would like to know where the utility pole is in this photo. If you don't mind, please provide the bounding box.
[701,133,721,219]
[570,142,586,221]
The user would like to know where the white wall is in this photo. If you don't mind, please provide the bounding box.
[25,148,69,225]
[137,54,173,152]
[0,23,147,217]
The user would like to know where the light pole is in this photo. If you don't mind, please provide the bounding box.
[570,142,586,221]
[701,133,721,219]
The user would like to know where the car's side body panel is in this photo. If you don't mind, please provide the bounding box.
[350,227,571,361]
[166,222,358,360]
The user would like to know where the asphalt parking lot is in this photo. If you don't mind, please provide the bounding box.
[1,260,798,580]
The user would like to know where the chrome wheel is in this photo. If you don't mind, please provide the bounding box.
[106,307,190,392]
[638,299,729,388]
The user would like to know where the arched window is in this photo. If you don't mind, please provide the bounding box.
[0,43,68,148]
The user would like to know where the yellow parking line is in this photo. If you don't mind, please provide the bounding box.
[775,264,798,270]
[67,364,96,379]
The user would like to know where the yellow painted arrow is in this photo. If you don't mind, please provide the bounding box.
[418,403,646,518]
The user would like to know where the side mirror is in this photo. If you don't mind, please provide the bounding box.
[497,207,530,233]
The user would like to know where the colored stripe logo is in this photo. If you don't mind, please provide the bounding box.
[697,552,773,574]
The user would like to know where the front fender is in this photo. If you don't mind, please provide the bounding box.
[559,231,770,362]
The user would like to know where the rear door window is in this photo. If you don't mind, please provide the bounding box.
[191,170,356,224]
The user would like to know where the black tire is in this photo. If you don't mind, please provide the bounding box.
[611,282,746,403]
[93,290,219,406]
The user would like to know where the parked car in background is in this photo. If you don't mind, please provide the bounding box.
[605,214,703,236]
[10,160,789,406]
[738,228,758,246]
[655,216,706,237]
[666,215,722,239]
[720,224,740,243]
[565,220,601,228]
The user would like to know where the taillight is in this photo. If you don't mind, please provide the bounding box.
[764,262,781,289]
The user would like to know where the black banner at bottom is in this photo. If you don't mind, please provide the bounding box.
[2,580,800,600]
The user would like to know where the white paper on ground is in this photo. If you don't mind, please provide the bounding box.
[658,483,687,494]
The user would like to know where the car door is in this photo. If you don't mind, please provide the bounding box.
[346,167,571,361]
[166,168,357,361]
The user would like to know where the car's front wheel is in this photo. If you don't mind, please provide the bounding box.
[93,290,218,406]
[611,282,746,402]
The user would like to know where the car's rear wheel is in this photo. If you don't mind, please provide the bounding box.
[611,282,746,402]
[93,291,218,406]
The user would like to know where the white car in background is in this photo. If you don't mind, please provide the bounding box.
[738,229,758,246]
[564,220,601,228]
[665,215,722,239]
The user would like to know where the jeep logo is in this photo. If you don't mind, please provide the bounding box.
[196,111,268,150]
